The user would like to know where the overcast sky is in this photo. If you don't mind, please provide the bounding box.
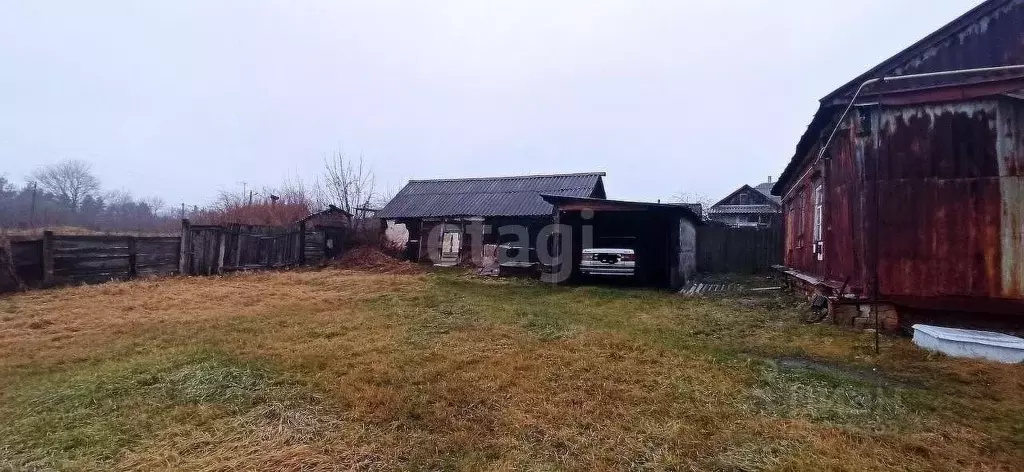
[1,0,984,207]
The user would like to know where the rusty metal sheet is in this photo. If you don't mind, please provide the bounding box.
[782,97,1024,310]
[777,0,1024,196]
[827,0,1024,102]
[875,100,1023,301]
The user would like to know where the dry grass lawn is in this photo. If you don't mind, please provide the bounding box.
[0,269,1021,471]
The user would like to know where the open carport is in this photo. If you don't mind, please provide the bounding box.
[540,195,701,289]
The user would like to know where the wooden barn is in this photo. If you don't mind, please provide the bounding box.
[297,205,352,260]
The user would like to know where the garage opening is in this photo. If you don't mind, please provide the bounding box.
[541,195,700,289]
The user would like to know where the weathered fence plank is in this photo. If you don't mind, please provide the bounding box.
[180,220,311,274]
[42,231,55,286]
[696,226,782,274]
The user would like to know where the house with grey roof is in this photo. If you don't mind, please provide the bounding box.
[376,172,606,265]
[707,180,782,228]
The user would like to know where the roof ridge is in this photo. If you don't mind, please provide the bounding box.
[822,0,1016,102]
[405,187,594,194]
[408,171,605,183]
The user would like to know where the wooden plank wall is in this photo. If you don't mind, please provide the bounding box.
[136,238,181,277]
[10,240,43,286]
[304,230,326,265]
[182,220,313,275]
[186,224,224,275]
[696,226,783,274]
[0,232,182,291]
[1,220,340,293]
[1,240,36,292]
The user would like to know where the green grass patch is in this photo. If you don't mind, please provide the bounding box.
[0,349,323,469]
[749,359,922,431]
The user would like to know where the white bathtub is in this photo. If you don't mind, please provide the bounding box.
[912,324,1024,364]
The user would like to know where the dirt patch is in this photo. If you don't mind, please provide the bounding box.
[332,246,423,274]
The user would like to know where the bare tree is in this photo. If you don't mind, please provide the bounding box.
[105,189,134,207]
[314,152,376,216]
[141,196,166,215]
[672,191,713,220]
[215,189,244,211]
[277,174,313,207]
[374,184,397,210]
[31,160,100,211]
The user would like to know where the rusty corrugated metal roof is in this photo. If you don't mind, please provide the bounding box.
[823,0,1024,104]
[376,172,606,219]
[774,0,1024,196]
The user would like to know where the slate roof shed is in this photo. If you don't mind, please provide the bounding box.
[376,172,606,219]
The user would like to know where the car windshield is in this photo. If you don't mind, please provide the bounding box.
[594,236,635,249]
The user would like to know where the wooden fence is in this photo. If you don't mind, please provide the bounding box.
[1,219,346,293]
[0,233,182,291]
[696,226,782,274]
[180,221,308,275]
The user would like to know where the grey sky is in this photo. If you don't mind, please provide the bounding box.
[1,0,984,208]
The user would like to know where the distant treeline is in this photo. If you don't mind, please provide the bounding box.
[2,152,388,234]
[1,160,178,233]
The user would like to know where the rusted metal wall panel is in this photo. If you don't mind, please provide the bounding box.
[780,0,1024,198]
[997,99,1024,298]
[782,171,817,275]
[874,99,1023,301]
[823,128,862,288]
[882,0,1024,91]
[782,96,1024,309]
[781,124,864,291]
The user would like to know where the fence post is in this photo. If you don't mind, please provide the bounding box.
[179,219,190,276]
[233,225,242,267]
[298,221,306,266]
[127,236,138,279]
[216,229,227,274]
[41,230,54,287]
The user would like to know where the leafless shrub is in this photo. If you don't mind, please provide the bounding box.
[313,152,377,216]
[672,191,713,220]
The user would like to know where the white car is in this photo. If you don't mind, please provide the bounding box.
[580,247,636,277]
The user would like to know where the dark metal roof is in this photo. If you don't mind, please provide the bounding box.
[712,183,783,209]
[377,172,606,219]
[297,204,352,222]
[539,194,702,223]
[707,204,780,215]
[681,202,704,216]
[772,106,839,196]
[752,182,781,203]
